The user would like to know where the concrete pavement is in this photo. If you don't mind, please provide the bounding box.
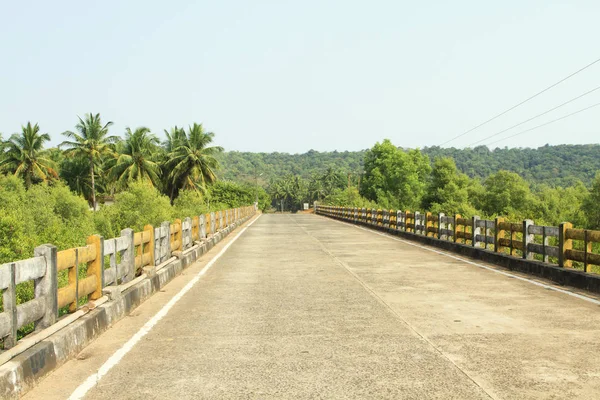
[24,214,600,399]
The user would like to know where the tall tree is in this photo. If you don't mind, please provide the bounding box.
[165,123,222,202]
[480,170,535,218]
[360,139,431,210]
[60,113,118,210]
[421,157,474,215]
[110,127,160,188]
[0,122,58,188]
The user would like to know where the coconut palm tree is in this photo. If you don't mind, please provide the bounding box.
[110,127,160,188]
[0,122,58,188]
[60,113,118,210]
[165,123,222,202]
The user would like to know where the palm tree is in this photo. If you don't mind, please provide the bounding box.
[60,113,118,210]
[165,123,222,202]
[0,122,58,188]
[110,127,160,188]
[308,174,326,202]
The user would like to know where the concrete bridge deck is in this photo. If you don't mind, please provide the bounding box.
[25,214,600,399]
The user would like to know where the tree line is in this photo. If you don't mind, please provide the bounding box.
[265,139,600,230]
[0,114,223,209]
[218,144,600,189]
[0,115,270,265]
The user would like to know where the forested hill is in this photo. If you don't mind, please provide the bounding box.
[423,144,600,187]
[217,144,600,187]
[216,150,365,182]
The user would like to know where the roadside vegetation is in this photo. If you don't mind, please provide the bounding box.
[265,139,600,229]
[2,113,600,263]
[0,114,268,264]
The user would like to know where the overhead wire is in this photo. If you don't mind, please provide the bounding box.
[439,57,600,147]
[483,101,600,147]
[466,84,600,147]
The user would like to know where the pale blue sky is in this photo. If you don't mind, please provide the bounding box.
[1,1,598,152]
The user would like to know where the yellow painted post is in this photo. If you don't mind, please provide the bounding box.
[144,224,155,267]
[454,214,461,243]
[425,212,432,237]
[87,235,103,300]
[559,222,573,268]
[405,210,411,232]
[206,213,211,235]
[494,217,505,253]
[192,216,199,241]
[584,230,592,273]
[175,218,182,252]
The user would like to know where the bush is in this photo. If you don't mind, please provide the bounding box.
[322,187,379,209]
[173,190,209,219]
[94,182,173,238]
[0,176,94,263]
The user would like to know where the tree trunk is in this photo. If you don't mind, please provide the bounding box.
[90,158,96,211]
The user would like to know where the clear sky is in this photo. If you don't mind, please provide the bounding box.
[1,1,598,153]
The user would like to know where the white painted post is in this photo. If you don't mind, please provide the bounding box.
[4,263,17,348]
[34,244,58,330]
[438,213,445,240]
[472,216,480,247]
[121,228,135,282]
[161,221,170,261]
[523,219,534,259]
[199,215,206,239]
[414,212,421,234]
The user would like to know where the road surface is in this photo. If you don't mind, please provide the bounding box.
[24,214,600,399]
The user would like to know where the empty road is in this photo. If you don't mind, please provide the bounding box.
[25,214,600,399]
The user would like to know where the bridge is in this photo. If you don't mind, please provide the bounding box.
[13,212,600,399]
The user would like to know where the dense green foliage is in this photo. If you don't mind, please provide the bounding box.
[0,116,261,264]
[0,176,95,264]
[360,140,431,210]
[217,144,600,188]
[421,145,600,188]
[1,115,224,209]
[216,150,364,184]
[319,140,600,230]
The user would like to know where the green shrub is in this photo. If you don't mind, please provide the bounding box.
[173,190,209,219]
[94,182,173,238]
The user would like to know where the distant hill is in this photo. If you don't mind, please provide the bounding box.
[217,144,600,187]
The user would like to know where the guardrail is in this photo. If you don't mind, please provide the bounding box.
[0,205,256,350]
[316,205,600,274]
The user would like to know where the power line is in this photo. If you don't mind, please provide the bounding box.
[439,56,600,147]
[483,101,600,147]
[467,84,600,147]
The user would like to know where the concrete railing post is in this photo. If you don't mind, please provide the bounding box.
[4,263,17,348]
[199,214,206,239]
[472,216,480,247]
[184,217,192,250]
[121,228,135,282]
[34,244,58,330]
[144,224,155,266]
[210,212,216,235]
[494,218,504,253]
[438,213,445,240]
[160,221,169,262]
[453,214,461,243]
[87,234,104,300]
[559,222,573,268]
[523,219,534,259]
[414,211,421,234]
